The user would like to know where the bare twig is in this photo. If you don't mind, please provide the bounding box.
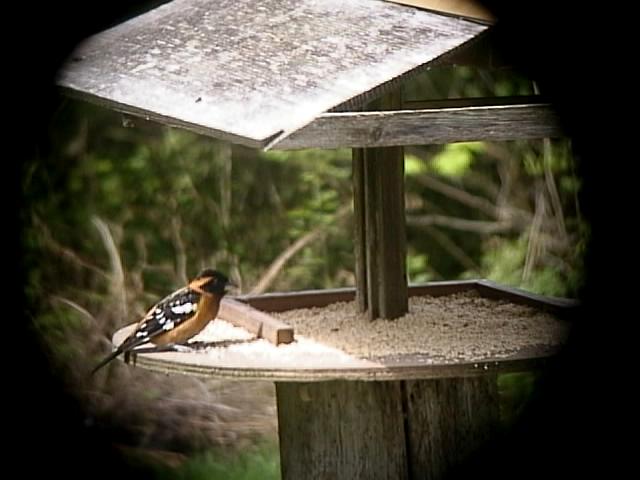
[568,148,582,224]
[92,216,127,320]
[407,214,517,234]
[250,205,351,294]
[490,144,516,213]
[542,139,568,241]
[523,187,546,282]
[34,215,107,278]
[414,174,531,228]
[50,295,96,325]
[170,216,188,285]
[423,226,480,272]
[415,174,499,218]
[534,80,568,243]
[485,142,515,164]
[229,255,244,293]
[461,171,500,199]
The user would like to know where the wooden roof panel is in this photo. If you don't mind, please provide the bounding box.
[57,0,486,148]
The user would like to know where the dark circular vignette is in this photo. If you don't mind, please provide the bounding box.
[10,1,631,479]
[456,2,633,479]
[10,3,171,479]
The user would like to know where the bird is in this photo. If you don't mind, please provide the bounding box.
[91,268,232,375]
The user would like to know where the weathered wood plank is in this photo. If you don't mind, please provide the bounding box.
[57,0,486,149]
[235,279,576,313]
[374,141,409,319]
[474,279,578,313]
[352,147,368,313]
[276,381,408,479]
[110,280,575,381]
[117,339,560,381]
[404,376,499,479]
[363,143,381,319]
[239,287,358,312]
[356,91,409,320]
[218,298,294,345]
[273,102,563,150]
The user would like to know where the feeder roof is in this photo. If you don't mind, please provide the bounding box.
[57,0,487,149]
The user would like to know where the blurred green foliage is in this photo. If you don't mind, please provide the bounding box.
[430,142,484,177]
[151,442,281,480]
[498,372,539,427]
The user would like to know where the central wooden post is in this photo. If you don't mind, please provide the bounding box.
[276,376,499,480]
[353,90,408,320]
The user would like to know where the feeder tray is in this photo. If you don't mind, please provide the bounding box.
[112,281,576,479]
[112,280,575,381]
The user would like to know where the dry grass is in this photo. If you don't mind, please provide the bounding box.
[39,217,278,456]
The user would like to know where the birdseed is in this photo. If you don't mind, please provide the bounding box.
[188,291,572,365]
[272,291,571,362]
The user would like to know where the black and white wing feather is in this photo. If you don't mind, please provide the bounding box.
[90,287,203,375]
[121,287,202,350]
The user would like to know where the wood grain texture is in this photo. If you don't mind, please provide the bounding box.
[218,297,294,345]
[357,92,409,320]
[352,147,368,313]
[364,142,381,319]
[109,281,575,381]
[276,381,408,479]
[118,344,558,382]
[375,142,409,319]
[403,376,499,479]
[366,143,409,319]
[57,0,486,149]
[273,102,563,150]
[237,279,577,315]
[238,280,484,312]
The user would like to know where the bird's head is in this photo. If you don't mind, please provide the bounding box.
[190,268,234,296]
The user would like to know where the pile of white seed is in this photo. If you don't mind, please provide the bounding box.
[272,291,571,361]
[192,318,374,369]
[189,291,571,365]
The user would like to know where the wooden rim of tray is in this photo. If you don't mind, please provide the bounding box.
[112,280,577,382]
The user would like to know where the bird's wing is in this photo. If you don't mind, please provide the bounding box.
[120,286,203,351]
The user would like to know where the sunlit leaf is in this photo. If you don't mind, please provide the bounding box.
[430,142,484,177]
[405,153,427,176]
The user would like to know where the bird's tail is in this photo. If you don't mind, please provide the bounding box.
[90,348,123,375]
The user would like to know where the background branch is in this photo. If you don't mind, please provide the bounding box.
[423,226,480,272]
[92,216,127,320]
[407,214,517,234]
[170,216,188,285]
[250,205,350,294]
[416,174,499,218]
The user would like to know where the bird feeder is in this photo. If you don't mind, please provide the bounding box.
[57,0,574,478]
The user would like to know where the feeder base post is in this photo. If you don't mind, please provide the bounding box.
[276,376,499,480]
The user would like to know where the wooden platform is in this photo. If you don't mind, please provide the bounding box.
[110,280,576,480]
[112,280,575,382]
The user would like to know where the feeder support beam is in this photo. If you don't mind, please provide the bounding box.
[353,90,409,320]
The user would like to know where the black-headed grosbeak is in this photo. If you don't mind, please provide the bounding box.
[91,269,232,374]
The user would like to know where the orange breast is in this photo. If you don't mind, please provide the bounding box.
[151,293,221,346]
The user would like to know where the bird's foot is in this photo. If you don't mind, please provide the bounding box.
[171,344,196,353]
[130,343,196,355]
